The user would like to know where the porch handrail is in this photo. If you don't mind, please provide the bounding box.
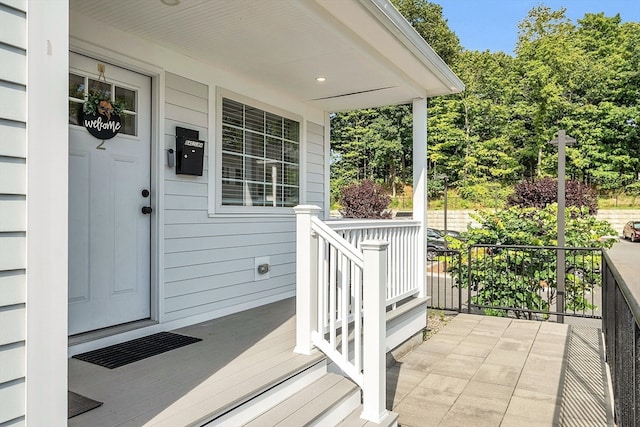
[327,219,421,306]
[294,205,389,423]
[602,250,640,426]
[310,217,364,268]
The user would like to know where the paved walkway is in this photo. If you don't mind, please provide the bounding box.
[387,314,613,427]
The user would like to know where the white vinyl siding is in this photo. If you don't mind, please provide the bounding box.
[163,73,299,322]
[0,2,26,425]
[305,121,325,215]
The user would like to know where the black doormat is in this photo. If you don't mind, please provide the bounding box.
[72,332,202,369]
[68,391,103,418]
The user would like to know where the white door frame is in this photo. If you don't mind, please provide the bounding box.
[69,38,166,326]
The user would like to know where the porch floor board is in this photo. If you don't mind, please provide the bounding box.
[68,297,324,427]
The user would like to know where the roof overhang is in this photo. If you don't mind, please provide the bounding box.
[69,0,464,112]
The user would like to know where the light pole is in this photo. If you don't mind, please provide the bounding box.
[435,174,448,248]
[549,130,576,323]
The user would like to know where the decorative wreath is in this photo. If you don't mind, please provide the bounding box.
[84,90,126,120]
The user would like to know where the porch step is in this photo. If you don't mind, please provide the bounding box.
[243,373,360,427]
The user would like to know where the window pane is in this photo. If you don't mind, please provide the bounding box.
[222,126,243,153]
[246,157,264,182]
[245,106,264,133]
[283,118,299,142]
[247,183,266,206]
[283,164,299,186]
[222,98,243,126]
[265,162,282,185]
[69,74,85,99]
[265,137,282,161]
[115,86,136,111]
[284,141,299,163]
[265,113,282,137]
[245,131,264,157]
[119,112,137,136]
[222,180,243,206]
[88,79,111,99]
[69,101,83,126]
[283,186,299,207]
[222,153,244,180]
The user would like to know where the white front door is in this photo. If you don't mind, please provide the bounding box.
[68,52,152,335]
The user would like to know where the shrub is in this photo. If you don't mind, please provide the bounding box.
[339,180,391,219]
[507,177,598,214]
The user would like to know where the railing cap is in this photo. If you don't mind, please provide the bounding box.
[360,239,390,251]
[293,205,322,215]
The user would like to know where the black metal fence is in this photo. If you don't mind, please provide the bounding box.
[602,251,639,426]
[427,245,603,320]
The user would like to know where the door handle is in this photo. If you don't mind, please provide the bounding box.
[141,206,153,215]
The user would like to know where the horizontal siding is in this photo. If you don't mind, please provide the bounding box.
[306,121,325,213]
[0,157,25,194]
[0,45,25,86]
[0,5,25,49]
[0,379,24,424]
[0,120,25,158]
[0,233,25,270]
[163,73,298,323]
[0,342,24,384]
[0,1,25,12]
[0,271,24,306]
[0,197,25,232]
[0,83,25,123]
[0,305,24,346]
[0,4,25,426]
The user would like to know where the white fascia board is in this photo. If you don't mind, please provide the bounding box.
[360,0,465,96]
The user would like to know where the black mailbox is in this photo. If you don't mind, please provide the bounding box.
[176,127,205,176]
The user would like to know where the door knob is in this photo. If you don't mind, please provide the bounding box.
[141,206,153,215]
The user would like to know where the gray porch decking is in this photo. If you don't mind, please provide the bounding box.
[68,298,325,426]
[69,299,612,427]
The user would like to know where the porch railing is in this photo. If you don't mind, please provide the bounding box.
[327,219,421,306]
[602,250,639,426]
[294,206,389,423]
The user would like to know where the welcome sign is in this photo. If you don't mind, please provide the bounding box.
[84,111,121,140]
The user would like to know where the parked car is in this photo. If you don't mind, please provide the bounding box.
[622,221,640,242]
[426,228,446,261]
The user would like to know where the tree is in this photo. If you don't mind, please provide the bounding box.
[339,180,392,219]
[507,177,598,214]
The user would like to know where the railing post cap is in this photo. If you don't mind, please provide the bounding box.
[360,239,390,251]
[293,205,322,215]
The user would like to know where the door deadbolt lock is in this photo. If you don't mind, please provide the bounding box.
[141,189,150,198]
[141,206,153,215]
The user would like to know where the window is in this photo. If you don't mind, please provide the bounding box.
[68,73,138,136]
[220,96,300,209]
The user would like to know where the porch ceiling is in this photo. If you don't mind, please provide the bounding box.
[69,0,463,112]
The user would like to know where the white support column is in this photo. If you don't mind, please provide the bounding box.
[413,98,427,298]
[293,205,321,355]
[360,240,389,423]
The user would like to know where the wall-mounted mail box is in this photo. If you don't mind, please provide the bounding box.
[176,127,205,176]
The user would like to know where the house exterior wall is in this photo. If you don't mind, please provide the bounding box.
[69,15,328,327]
[0,2,27,424]
[1,1,68,425]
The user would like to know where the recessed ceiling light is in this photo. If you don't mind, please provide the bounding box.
[161,0,180,6]
[315,76,327,83]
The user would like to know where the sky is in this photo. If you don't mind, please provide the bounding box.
[435,0,640,54]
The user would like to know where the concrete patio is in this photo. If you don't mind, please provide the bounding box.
[387,313,614,427]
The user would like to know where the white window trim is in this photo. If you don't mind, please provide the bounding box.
[209,87,306,216]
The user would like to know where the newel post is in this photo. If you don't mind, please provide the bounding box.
[360,239,389,423]
[293,205,321,355]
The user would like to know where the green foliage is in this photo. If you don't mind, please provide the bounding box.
[447,205,616,318]
[338,180,392,219]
